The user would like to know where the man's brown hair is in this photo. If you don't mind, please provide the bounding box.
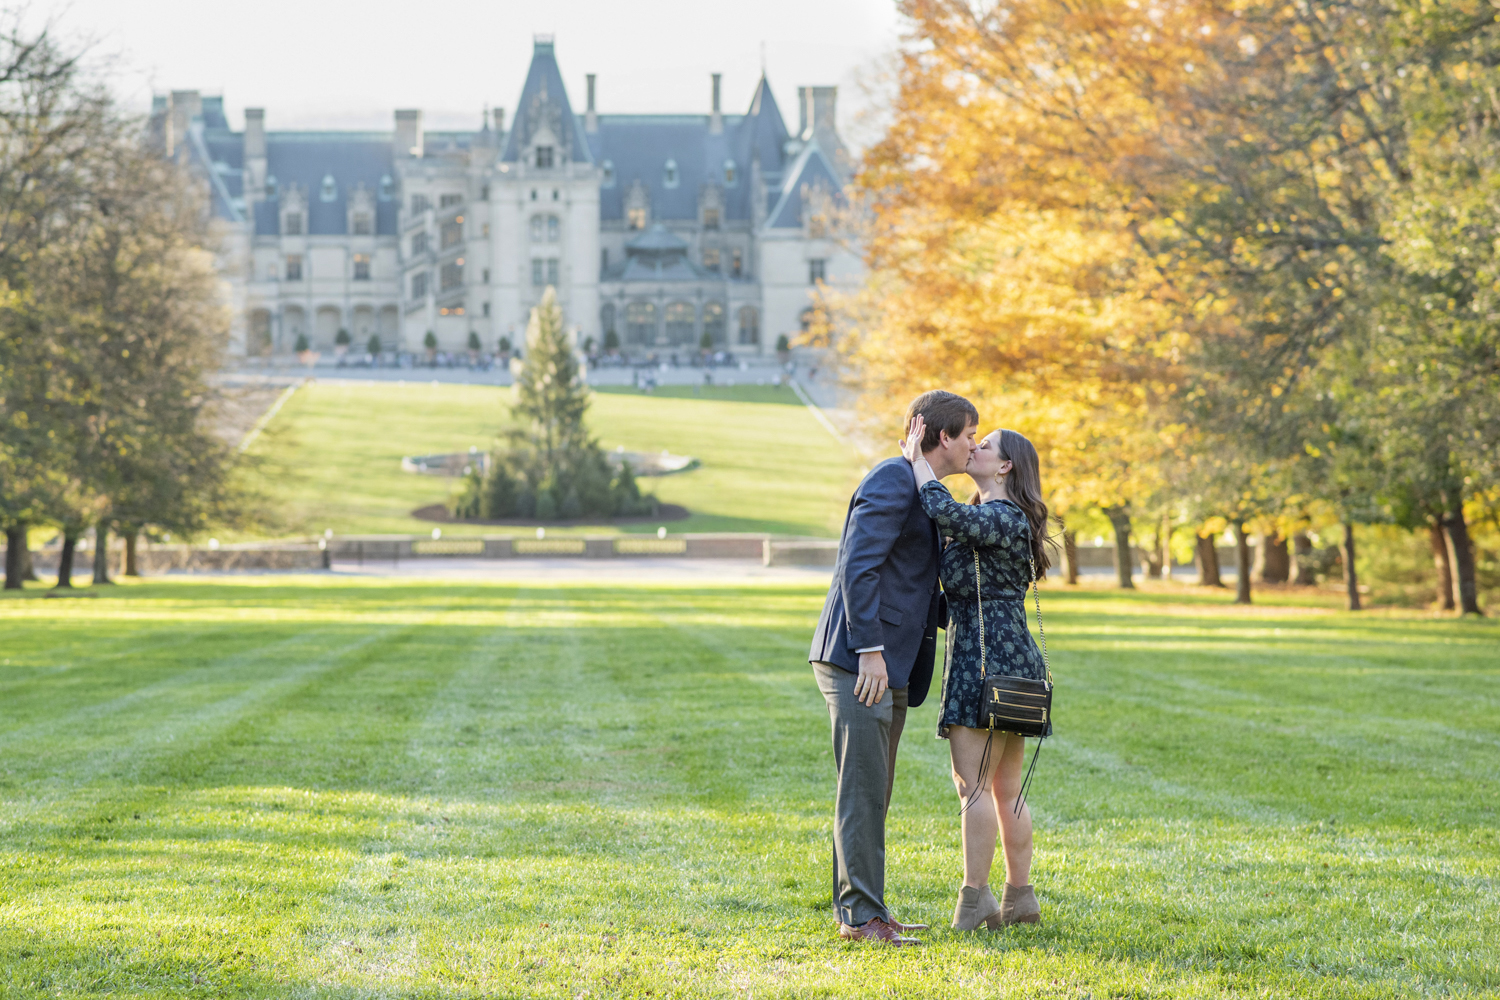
[906,390,979,451]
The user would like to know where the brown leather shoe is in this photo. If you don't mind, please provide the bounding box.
[837,916,921,946]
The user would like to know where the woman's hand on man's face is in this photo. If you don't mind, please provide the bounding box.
[902,415,926,465]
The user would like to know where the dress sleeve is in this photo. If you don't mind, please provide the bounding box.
[918,480,1029,547]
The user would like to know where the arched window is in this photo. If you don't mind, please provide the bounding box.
[547,215,560,242]
[724,159,737,186]
[625,301,656,345]
[737,306,759,346]
[530,216,544,242]
[663,158,679,189]
[665,301,695,345]
[702,302,725,345]
[320,174,337,202]
[601,159,615,187]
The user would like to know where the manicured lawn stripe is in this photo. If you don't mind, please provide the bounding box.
[0,577,1495,998]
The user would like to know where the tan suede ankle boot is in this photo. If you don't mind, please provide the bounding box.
[952,884,1002,930]
[999,882,1040,925]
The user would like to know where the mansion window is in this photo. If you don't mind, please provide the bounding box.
[351,213,372,235]
[703,207,720,230]
[702,248,720,272]
[353,254,370,281]
[481,268,490,283]
[285,254,303,281]
[440,193,464,208]
[627,207,646,230]
[531,258,559,286]
[737,306,759,345]
[724,159,737,185]
[731,248,743,278]
[441,219,464,249]
[411,272,428,299]
[482,302,490,317]
[600,249,608,275]
[282,212,303,236]
[601,159,615,187]
[663,158,679,189]
[808,258,827,285]
[703,302,725,344]
[441,260,464,291]
[411,231,429,256]
[535,145,554,169]
[480,184,490,200]
[531,215,561,243]
[411,194,431,215]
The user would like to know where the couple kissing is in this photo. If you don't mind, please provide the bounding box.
[808,389,1055,945]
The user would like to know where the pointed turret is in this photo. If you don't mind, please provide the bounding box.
[500,36,592,165]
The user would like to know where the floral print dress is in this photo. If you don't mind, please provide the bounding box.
[917,481,1046,738]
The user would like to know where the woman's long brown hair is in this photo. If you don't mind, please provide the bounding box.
[969,429,1060,578]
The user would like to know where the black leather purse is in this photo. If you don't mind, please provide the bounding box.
[974,547,1053,814]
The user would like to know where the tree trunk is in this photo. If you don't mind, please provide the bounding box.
[124,529,140,577]
[1142,519,1163,579]
[55,534,77,588]
[1260,532,1290,583]
[1342,521,1361,612]
[93,525,114,585]
[1195,531,1222,587]
[1429,523,1455,611]
[1160,517,1174,581]
[1292,532,1318,585]
[1232,520,1252,604]
[20,540,38,581]
[1443,503,1482,616]
[1063,530,1078,585]
[1105,506,1134,589]
[3,526,24,590]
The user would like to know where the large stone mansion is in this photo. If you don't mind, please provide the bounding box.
[159,37,861,357]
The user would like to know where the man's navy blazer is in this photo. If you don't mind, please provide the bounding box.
[808,457,944,705]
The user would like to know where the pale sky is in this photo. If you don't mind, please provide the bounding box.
[40,0,903,145]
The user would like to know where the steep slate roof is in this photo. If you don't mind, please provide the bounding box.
[256,134,399,236]
[766,139,845,230]
[586,73,793,224]
[500,38,592,165]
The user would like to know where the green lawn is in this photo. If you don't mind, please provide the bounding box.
[246,381,860,538]
[2,577,1496,998]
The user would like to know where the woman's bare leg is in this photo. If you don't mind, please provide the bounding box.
[948,726,1001,888]
[991,733,1034,886]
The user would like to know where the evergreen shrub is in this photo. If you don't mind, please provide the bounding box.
[451,288,656,522]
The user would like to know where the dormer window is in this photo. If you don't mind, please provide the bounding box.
[320,174,337,202]
[703,207,720,230]
[724,159,737,186]
[351,213,372,235]
[627,207,646,230]
[265,175,279,198]
[602,159,615,187]
[282,212,302,236]
[379,174,394,200]
[663,158,679,189]
[535,145,554,169]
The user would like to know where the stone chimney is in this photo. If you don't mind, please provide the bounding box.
[493,107,506,134]
[394,109,423,158]
[585,74,598,133]
[244,108,267,202]
[169,90,202,152]
[709,73,723,135]
[800,86,849,176]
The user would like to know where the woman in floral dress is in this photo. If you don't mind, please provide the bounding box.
[901,415,1055,931]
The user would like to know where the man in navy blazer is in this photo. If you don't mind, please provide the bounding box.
[809,390,978,945]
